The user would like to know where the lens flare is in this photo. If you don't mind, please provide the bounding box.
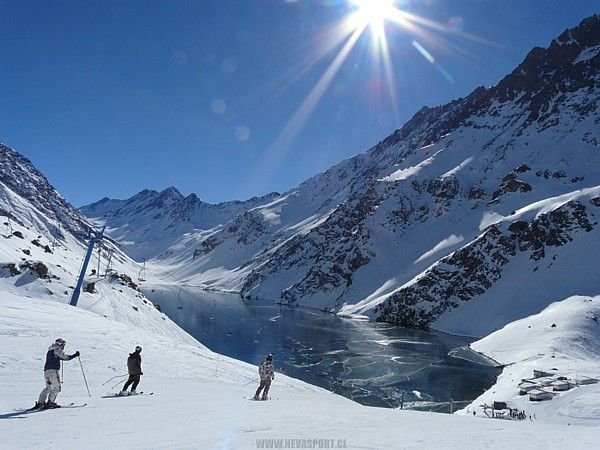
[246,0,490,191]
[350,0,395,30]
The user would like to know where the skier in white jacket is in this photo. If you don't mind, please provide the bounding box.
[254,354,275,400]
[34,338,80,409]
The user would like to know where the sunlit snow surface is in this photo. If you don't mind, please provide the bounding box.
[1,284,600,449]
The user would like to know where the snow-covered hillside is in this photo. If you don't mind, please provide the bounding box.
[1,143,88,241]
[0,143,143,283]
[83,15,600,337]
[466,295,600,425]
[2,281,600,448]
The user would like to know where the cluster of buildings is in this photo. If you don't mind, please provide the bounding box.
[518,370,599,401]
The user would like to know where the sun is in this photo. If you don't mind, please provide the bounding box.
[350,0,396,31]
[351,0,395,23]
[255,0,474,183]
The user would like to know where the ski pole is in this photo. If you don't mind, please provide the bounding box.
[111,378,126,390]
[102,374,128,386]
[78,356,91,397]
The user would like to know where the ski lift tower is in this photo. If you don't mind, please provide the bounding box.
[70,226,105,307]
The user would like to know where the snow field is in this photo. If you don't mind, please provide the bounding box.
[2,288,600,449]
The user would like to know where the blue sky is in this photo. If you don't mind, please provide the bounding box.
[1,1,597,206]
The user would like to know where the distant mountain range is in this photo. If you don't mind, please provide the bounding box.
[3,15,599,336]
[81,186,279,262]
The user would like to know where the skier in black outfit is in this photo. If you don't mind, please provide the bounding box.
[120,346,143,395]
[35,338,80,409]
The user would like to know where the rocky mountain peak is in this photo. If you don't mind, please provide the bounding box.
[0,142,88,240]
[495,15,599,101]
[160,186,184,199]
[370,15,600,157]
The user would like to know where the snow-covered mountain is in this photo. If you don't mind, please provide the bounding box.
[1,143,89,242]
[83,15,600,336]
[81,187,279,261]
[0,141,156,313]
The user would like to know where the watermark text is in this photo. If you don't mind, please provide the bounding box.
[256,438,347,449]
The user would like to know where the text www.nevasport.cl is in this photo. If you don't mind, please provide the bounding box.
[256,438,347,449]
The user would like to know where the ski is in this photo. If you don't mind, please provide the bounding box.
[101,392,153,398]
[15,402,87,412]
[54,403,87,409]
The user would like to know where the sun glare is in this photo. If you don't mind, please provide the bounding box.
[351,0,395,29]
[253,0,481,187]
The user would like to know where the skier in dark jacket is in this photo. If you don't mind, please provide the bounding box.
[254,354,274,400]
[35,338,80,409]
[120,346,143,395]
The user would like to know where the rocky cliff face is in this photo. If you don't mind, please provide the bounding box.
[375,192,600,328]
[0,143,88,241]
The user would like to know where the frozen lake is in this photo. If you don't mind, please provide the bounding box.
[147,287,499,410]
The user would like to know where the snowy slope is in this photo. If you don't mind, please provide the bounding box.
[82,15,600,337]
[463,295,600,426]
[3,289,600,449]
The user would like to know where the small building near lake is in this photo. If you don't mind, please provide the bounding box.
[518,381,539,395]
[529,389,554,401]
[551,380,572,391]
